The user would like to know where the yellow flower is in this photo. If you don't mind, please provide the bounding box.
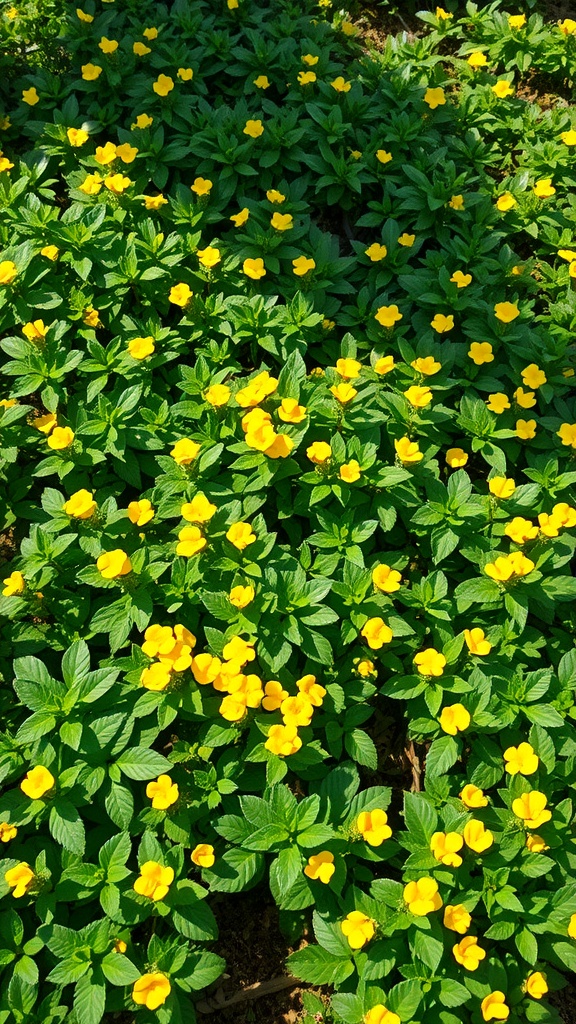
[468,52,488,68]
[361,617,393,650]
[133,113,154,129]
[97,549,132,579]
[78,172,103,196]
[133,41,151,56]
[481,992,509,1021]
[336,357,361,378]
[468,341,493,365]
[505,517,538,545]
[365,242,387,261]
[355,659,375,678]
[365,1006,400,1024]
[509,14,526,28]
[298,71,317,85]
[302,53,319,65]
[146,774,179,810]
[244,119,264,138]
[266,189,286,203]
[47,426,74,450]
[521,363,546,388]
[374,304,402,327]
[463,819,493,852]
[525,973,548,1000]
[134,860,174,901]
[141,662,171,691]
[128,336,155,360]
[559,18,576,34]
[265,723,301,756]
[516,418,536,440]
[439,703,471,735]
[169,282,193,308]
[293,255,315,276]
[304,851,335,883]
[412,356,441,376]
[357,809,392,846]
[485,551,534,581]
[533,178,555,198]
[171,438,200,465]
[431,313,454,333]
[450,270,472,288]
[226,522,257,550]
[446,448,468,468]
[128,499,154,526]
[22,87,39,105]
[143,193,167,209]
[271,212,293,231]
[340,460,361,483]
[143,27,158,39]
[197,246,221,269]
[243,257,266,279]
[227,0,239,7]
[558,422,576,448]
[414,648,445,676]
[229,584,255,608]
[33,412,56,434]
[21,765,55,799]
[116,143,138,164]
[99,37,118,53]
[464,627,491,656]
[76,8,94,21]
[372,564,402,593]
[278,398,306,423]
[0,822,17,842]
[67,127,89,146]
[132,974,171,1011]
[177,67,193,81]
[376,149,393,164]
[2,571,25,596]
[435,7,453,19]
[496,192,517,211]
[404,877,443,916]
[431,831,463,866]
[488,74,512,94]
[81,63,102,80]
[4,863,35,898]
[22,319,47,342]
[404,385,432,408]
[63,489,97,520]
[191,843,215,867]
[41,245,59,260]
[395,436,423,463]
[486,393,510,414]
[331,77,351,93]
[153,75,174,96]
[0,261,17,285]
[569,914,576,938]
[561,129,576,145]
[0,399,17,409]
[297,675,326,707]
[281,693,314,728]
[489,476,515,499]
[526,834,548,853]
[449,194,464,209]
[444,904,471,934]
[331,382,357,404]
[83,306,101,328]
[230,207,249,226]
[307,441,332,464]
[514,386,536,408]
[104,173,132,194]
[176,526,206,557]
[341,911,375,949]
[261,681,288,711]
[236,371,278,407]
[181,494,217,523]
[453,935,486,971]
[460,784,488,809]
[553,502,576,527]
[512,791,552,829]
[254,75,270,88]
[398,232,415,246]
[504,742,539,775]
[95,141,117,164]
[424,86,446,109]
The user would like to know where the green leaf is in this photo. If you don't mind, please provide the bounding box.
[388,979,423,1020]
[412,928,444,973]
[424,736,459,778]
[74,973,105,1024]
[331,993,364,1024]
[115,746,172,780]
[202,849,265,894]
[286,945,354,986]
[61,640,91,689]
[345,728,377,769]
[100,953,141,986]
[49,800,85,856]
[270,846,302,896]
[515,927,538,965]
[402,792,438,845]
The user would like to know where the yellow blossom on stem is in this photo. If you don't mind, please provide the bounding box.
[191,843,215,867]
[414,648,445,676]
[2,571,25,596]
[395,437,423,464]
[512,791,551,829]
[460,784,488,809]
[430,831,463,866]
[132,974,170,1011]
[361,617,393,650]
[453,935,486,970]
[463,819,493,852]
[444,904,471,933]
[21,765,55,799]
[504,743,539,775]
[341,911,375,948]
[464,628,491,655]
[357,809,392,845]
[4,863,35,898]
[304,851,335,883]
[404,877,442,915]
[146,775,178,810]
[439,703,470,735]
[446,448,468,468]
[481,992,509,1021]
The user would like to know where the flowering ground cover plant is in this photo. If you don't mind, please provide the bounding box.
[0,0,575,1021]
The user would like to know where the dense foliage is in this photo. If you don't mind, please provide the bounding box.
[0,1,575,1023]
